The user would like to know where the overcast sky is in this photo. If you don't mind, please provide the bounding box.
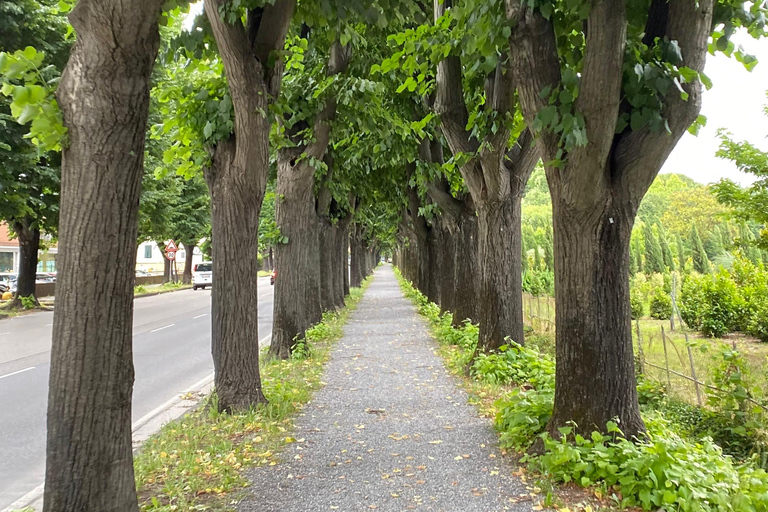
[660,32,768,186]
[184,5,766,187]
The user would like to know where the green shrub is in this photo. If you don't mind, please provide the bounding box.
[680,270,743,337]
[630,293,645,320]
[20,295,36,310]
[649,292,672,320]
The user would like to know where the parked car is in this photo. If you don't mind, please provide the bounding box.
[192,262,212,290]
[270,270,276,285]
[0,273,17,294]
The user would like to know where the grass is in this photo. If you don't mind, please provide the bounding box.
[134,282,192,298]
[133,278,371,512]
[256,270,272,277]
[522,292,768,408]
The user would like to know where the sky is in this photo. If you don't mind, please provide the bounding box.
[183,4,766,187]
[660,32,768,186]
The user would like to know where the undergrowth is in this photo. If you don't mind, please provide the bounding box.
[394,266,768,512]
[133,278,370,511]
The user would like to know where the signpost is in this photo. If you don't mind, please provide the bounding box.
[165,240,178,282]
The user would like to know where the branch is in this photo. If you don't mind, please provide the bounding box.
[248,0,296,97]
[506,3,561,166]
[305,40,351,161]
[505,129,539,197]
[570,1,627,177]
[426,179,466,219]
[614,0,714,204]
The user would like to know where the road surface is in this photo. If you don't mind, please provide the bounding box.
[0,279,274,510]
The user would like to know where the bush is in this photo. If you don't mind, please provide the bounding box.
[630,293,645,320]
[680,270,743,337]
[649,292,672,320]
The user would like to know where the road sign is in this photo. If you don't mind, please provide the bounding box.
[165,239,178,260]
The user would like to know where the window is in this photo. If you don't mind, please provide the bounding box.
[0,252,12,272]
[144,245,152,259]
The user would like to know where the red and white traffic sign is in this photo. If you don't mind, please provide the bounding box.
[165,240,178,260]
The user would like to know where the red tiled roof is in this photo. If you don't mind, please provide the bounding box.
[0,223,18,247]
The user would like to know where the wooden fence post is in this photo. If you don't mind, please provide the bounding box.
[661,326,671,390]
[636,320,645,374]
[684,332,703,406]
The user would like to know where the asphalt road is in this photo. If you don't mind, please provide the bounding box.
[0,278,274,510]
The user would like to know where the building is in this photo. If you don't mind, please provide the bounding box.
[136,241,205,274]
[0,223,58,274]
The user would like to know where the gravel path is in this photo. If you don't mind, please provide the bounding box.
[239,265,535,512]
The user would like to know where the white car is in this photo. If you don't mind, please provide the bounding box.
[192,262,212,290]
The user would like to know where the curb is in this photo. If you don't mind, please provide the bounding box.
[3,334,272,512]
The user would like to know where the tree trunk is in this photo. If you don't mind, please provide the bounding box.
[350,224,364,288]
[335,220,349,306]
[270,163,317,359]
[182,242,195,284]
[427,226,441,305]
[8,220,40,308]
[475,198,524,351]
[318,219,335,311]
[438,219,455,315]
[162,251,171,283]
[548,197,645,438]
[44,1,162,509]
[203,0,295,409]
[453,213,478,326]
[205,138,268,411]
[342,225,350,297]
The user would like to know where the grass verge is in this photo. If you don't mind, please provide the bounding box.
[134,282,192,298]
[134,278,371,511]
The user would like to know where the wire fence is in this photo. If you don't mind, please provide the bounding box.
[521,290,767,412]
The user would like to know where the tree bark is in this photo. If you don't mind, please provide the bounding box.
[474,199,524,350]
[453,213,478,327]
[318,219,336,311]
[350,223,365,288]
[437,218,455,315]
[426,225,441,305]
[182,242,195,284]
[7,220,40,308]
[205,139,268,410]
[549,196,644,436]
[270,164,317,359]
[204,0,295,409]
[44,1,162,510]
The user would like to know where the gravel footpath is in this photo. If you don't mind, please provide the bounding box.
[239,265,535,512]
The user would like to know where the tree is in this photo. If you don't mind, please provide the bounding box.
[643,223,664,274]
[0,1,68,308]
[676,234,686,268]
[658,223,675,271]
[42,0,164,509]
[691,223,710,274]
[201,0,295,409]
[507,0,765,438]
[713,116,768,251]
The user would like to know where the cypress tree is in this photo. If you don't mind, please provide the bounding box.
[643,223,664,273]
[533,245,542,271]
[629,243,638,275]
[657,224,675,271]
[691,224,710,274]
[676,235,686,269]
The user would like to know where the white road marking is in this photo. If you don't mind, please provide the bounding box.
[150,324,175,333]
[0,366,35,380]
[193,314,207,319]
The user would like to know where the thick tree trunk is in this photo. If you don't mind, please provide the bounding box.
[335,221,349,306]
[205,139,268,411]
[453,214,479,326]
[8,221,40,307]
[44,2,162,510]
[475,198,525,351]
[162,251,172,283]
[182,242,195,284]
[548,198,645,438]
[342,226,350,297]
[270,164,317,359]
